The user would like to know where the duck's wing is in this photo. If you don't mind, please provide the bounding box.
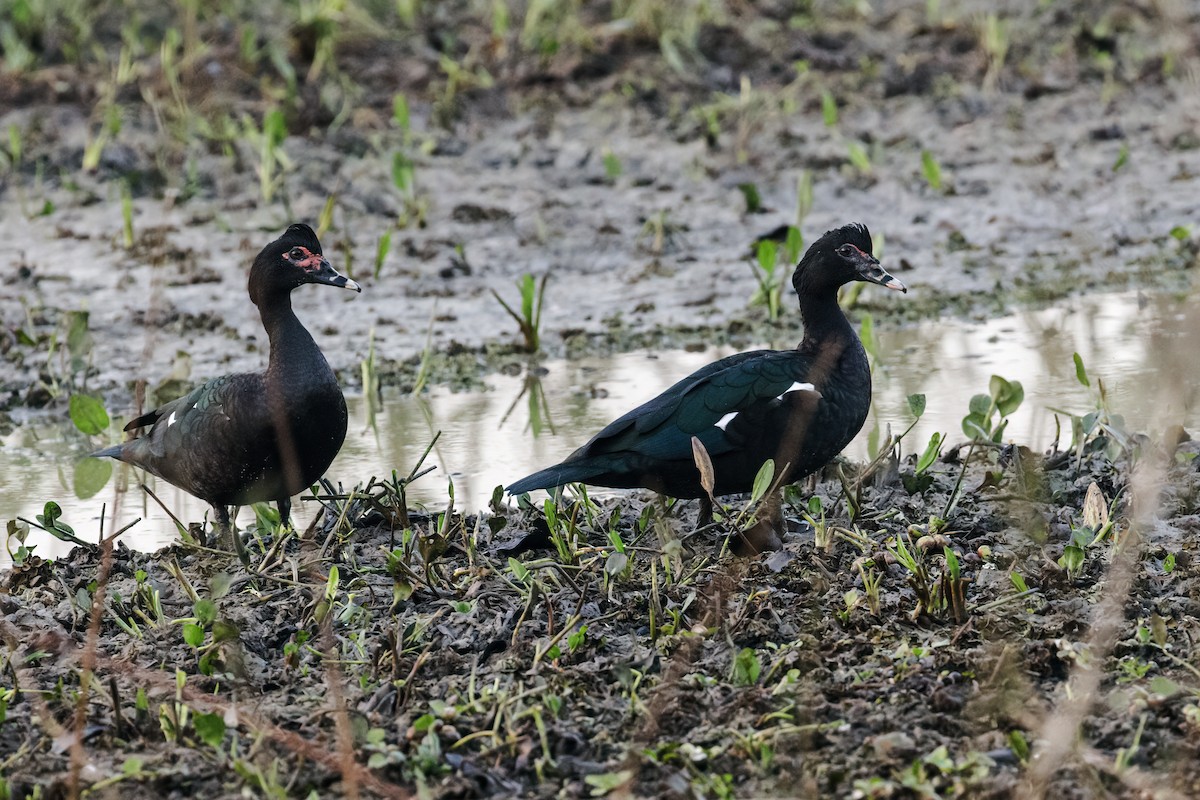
[506,350,819,494]
[95,374,261,463]
[581,349,816,462]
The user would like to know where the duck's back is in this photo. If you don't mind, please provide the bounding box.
[101,369,347,508]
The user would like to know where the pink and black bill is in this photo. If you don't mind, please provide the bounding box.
[837,241,906,293]
[283,244,362,292]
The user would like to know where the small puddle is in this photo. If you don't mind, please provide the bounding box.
[3,288,1197,563]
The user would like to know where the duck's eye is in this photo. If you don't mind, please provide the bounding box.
[837,244,855,257]
[288,247,305,261]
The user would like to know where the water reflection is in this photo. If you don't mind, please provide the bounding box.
[3,289,1196,563]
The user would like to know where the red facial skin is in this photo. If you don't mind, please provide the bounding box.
[283,246,325,272]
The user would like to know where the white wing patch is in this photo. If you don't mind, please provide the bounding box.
[714,411,739,431]
[166,411,178,427]
[714,383,819,431]
[777,381,817,401]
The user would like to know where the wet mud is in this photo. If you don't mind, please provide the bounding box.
[2,0,1200,797]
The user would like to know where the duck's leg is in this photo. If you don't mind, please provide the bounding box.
[276,497,292,530]
[698,495,714,529]
[212,504,235,550]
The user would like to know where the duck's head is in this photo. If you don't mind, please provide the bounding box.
[249,223,361,306]
[792,223,906,296]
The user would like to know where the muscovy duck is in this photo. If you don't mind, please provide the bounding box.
[507,222,905,523]
[92,223,361,534]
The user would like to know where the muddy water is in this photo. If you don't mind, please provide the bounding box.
[2,288,1196,563]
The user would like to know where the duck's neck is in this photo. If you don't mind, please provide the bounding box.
[797,286,854,349]
[258,292,332,386]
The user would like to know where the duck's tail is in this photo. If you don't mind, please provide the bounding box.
[506,462,605,495]
[89,444,124,460]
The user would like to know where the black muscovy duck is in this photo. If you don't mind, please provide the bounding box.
[507,222,905,531]
[92,223,360,535]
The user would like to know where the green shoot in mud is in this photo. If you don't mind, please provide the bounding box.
[392,149,427,228]
[942,374,1024,517]
[979,12,1010,90]
[1051,352,1136,464]
[845,140,872,175]
[855,392,941,499]
[737,181,763,214]
[920,149,944,192]
[602,147,622,181]
[374,229,392,279]
[795,170,814,225]
[749,226,802,321]
[491,273,548,354]
[361,327,381,429]
[820,89,838,127]
[962,375,1024,443]
[245,108,291,205]
[120,180,134,248]
[1057,481,1117,579]
[637,209,683,255]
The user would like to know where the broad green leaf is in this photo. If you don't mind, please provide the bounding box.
[968,394,992,416]
[194,599,217,626]
[69,394,110,434]
[182,623,205,647]
[996,380,1024,417]
[40,501,74,535]
[749,459,775,505]
[756,239,778,273]
[731,647,761,686]
[907,393,927,419]
[988,375,1010,402]
[193,711,226,748]
[915,432,943,473]
[962,412,989,440]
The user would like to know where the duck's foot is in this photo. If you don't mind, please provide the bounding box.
[276,497,292,531]
[732,491,785,556]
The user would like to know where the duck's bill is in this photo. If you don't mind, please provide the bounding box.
[858,261,907,293]
[307,259,363,292]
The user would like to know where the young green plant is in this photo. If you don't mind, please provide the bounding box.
[491,273,548,354]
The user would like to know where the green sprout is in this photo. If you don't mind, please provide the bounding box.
[491,273,548,354]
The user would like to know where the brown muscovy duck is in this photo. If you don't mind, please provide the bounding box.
[92,223,360,535]
[507,223,905,540]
